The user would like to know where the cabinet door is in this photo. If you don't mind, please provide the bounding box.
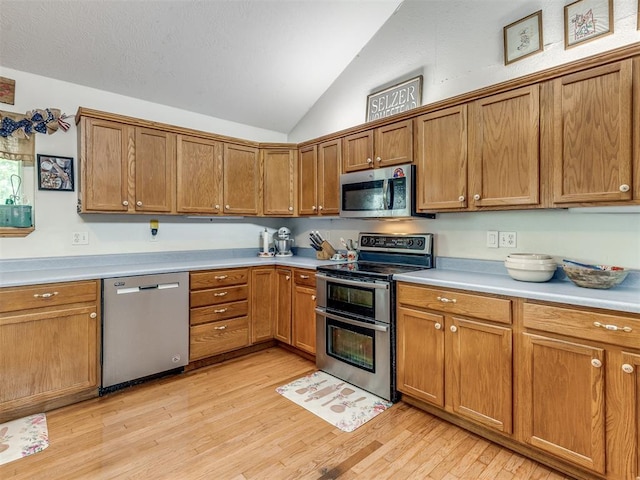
[552,60,633,204]
[293,284,316,354]
[176,135,222,214]
[275,269,292,343]
[342,130,374,172]
[298,145,318,215]
[374,119,413,168]
[521,333,605,474]
[81,118,130,212]
[0,305,100,422]
[250,267,275,343]
[619,351,640,480]
[263,148,296,216]
[134,127,176,213]
[318,139,341,215]
[223,143,261,215]
[415,106,468,211]
[396,307,445,407]
[469,85,539,208]
[448,317,512,433]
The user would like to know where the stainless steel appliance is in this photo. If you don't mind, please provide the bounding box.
[316,232,434,401]
[339,164,434,219]
[274,226,294,257]
[102,272,189,393]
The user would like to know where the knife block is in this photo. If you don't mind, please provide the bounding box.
[316,240,337,260]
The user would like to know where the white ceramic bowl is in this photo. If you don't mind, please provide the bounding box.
[506,253,554,263]
[504,261,557,271]
[506,266,555,282]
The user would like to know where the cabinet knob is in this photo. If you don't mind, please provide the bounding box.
[122,200,129,206]
[458,195,465,202]
[622,363,635,374]
[367,158,373,164]
[619,184,630,192]
[450,325,458,333]
[288,206,293,211]
[311,295,316,301]
[214,204,220,210]
[473,194,481,201]
[90,312,97,319]
[312,205,317,210]
[318,205,323,211]
[225,204,230,209]
[591,358,603,368]
[286,275,290,280]
[376,156,381,162]
[136,200,143,207]
[434,322,442,330]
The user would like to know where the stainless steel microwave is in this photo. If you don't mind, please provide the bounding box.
[339,164,434,219]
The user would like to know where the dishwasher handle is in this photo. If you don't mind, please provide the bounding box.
[116,282,180,295]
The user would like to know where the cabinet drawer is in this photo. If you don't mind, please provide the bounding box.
[189,316,250,360]
[190,300,248,326]
[294,269,316,288]
[190,285,248,308]
[0,280,99,314]
[523,302,640,349]
[190,268,249,289]
[397,283,512,325]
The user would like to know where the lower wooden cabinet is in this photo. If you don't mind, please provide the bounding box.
[274,268,293,343]
[250,267,276,343]
[292,269,316,355]
[0,280,101,423]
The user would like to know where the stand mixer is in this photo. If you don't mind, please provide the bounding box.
[274,227,294,257]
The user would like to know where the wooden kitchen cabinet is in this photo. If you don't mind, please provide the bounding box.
[397,283,513,434]
[176,135,223,214]
[274,268,293,343]
[250,266,275,343]
[342,119,413,172]
[292,269,316,355]
[262,147,297,216]
[0,280,101,423]
[298,140,341,215]
[189,268,250,361]
[134,127,176,213]
[222,143,261,215]
[551,60,635,205]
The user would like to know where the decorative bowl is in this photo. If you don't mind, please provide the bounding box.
[562,265,628,289]
[504,254,557,283]
[505,266,555,283]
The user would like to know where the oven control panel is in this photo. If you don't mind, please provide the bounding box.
[358,233,433,254]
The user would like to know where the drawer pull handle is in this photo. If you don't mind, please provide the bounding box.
[214,325,227,330]
[213,292,228,297]
[213,308,228,314]
[591,359,602,368]
[450,325,458,333]
[434,323,442,330]
[33,291,59,298]
[622,364,635,374]
[437,296,456,304]
[593,321,632,333]
[300,275,310,279]
[214,275,229,280]
[90,312,97,319]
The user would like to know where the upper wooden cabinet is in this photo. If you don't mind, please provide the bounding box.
[551,60,634,205]
[223,143,261,215]
[342,119,413,172]
[176,135,223,215]
[134,128,176,213]
[262,147,296,216]
[298,140,341,215]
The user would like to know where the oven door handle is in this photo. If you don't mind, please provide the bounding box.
[315,308,389,332]
[315,273,389,289]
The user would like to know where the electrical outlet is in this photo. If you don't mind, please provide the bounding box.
[72,231,89,245]
[499,231,517,248]
[486,230,498,248]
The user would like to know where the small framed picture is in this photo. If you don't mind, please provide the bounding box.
[564,0,613,49]
[37,155,74,191]
[503,10,543,65]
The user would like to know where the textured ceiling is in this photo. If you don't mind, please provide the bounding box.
[0,0,402,134]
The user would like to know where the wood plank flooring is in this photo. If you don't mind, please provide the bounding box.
[0,348,574,479]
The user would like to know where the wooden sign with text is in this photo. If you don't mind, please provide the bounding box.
[366,76,422,122]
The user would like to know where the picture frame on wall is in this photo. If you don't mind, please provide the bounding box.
[503,10,543,65]
[564,0,613,49]
[37,155,74,191]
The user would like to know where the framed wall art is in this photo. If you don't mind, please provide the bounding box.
[503,10,543,65]
[366,76,422,122]
[564,0,613,49]
[37,155,74,191]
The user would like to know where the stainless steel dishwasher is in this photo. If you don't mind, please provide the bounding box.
[102,271,189,393]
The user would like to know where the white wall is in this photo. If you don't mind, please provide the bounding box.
[289,0,640,269]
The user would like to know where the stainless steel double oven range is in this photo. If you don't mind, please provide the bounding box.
[315,232,434,402]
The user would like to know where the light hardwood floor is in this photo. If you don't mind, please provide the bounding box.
[1,348,573,479]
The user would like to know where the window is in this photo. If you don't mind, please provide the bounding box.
[0,157,24,204]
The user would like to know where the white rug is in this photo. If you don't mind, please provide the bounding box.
[276,371,392,432]
[0,413,49,466]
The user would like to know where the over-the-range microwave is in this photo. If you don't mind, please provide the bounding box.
[339,163,435,219]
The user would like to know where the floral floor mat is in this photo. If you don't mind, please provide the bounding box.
[276,371,392,432]
[0,413,49,466]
